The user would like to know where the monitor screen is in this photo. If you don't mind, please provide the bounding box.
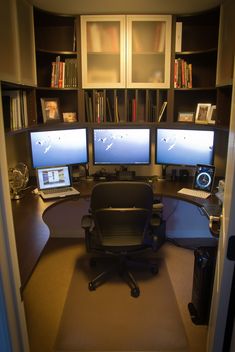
[93,128,151,165]
[155,128,214,166]
[30,128,88,168]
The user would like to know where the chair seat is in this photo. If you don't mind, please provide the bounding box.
[101,235,146,248]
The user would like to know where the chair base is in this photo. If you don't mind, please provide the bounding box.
[88,256,158,298]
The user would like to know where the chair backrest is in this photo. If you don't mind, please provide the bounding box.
[90,182,153,246]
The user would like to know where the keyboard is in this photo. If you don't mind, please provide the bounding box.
[43,187,73,194]
[177,188,211,199]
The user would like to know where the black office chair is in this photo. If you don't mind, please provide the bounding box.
[81,181,165,297]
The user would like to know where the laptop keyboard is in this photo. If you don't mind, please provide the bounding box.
[177,188,210,199]
[43,187,73,194]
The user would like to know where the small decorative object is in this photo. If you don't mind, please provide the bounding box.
[41,98,60,123]
[178,112,194,123]
[8,163,29,200]
[195,103,211,124]
[62,112,77,123]
[207,105,216,124]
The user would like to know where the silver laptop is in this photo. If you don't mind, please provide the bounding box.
[36,165,80,200]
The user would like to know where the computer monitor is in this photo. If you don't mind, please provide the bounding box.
[29,128,88,168]
[93,128,151,165]
[155,128,215,166]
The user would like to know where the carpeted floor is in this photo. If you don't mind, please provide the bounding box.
[23,239,208,352]
[56,257,188,351]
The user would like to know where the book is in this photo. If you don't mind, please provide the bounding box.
[106,97,113,122]
[2,90,28,129]
[158,101,167,122]
[175,22,182,52]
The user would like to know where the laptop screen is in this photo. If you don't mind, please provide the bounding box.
[37,166,71,190]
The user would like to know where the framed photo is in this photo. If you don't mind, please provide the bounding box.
[41,98,61,123]
[62,112,77,123]
[207,105,216,124]
[178,112,194,123]
[195,103,211,124]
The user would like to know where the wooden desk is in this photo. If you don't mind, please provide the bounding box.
[11,179,220,289]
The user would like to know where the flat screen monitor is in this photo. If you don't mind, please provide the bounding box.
[93,128,151,165]
[155,128,215,166]
[29,128,88,168]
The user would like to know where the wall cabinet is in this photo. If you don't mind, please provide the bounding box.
[81,15,172,89]
[0,0,36,86]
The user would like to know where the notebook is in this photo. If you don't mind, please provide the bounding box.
[178,164,215,199]
[36,165,80,200]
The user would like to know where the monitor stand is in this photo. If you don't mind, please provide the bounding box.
[116,166,136,181]
[158,165,168,182]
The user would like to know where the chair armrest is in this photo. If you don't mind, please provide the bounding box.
[81,215,93,230]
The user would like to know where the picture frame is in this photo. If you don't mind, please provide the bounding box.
[62,112,77,123]
[195,103,211,124]
[177,112,194,123]
[41,98,61,123]
[207,105,216,124]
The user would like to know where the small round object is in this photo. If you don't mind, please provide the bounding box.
[88,282,96,291]
[131,287,140,298]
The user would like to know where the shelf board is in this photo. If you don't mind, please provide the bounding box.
[36,86,79,91]
[36,48,77,55]
[174,87,216,91]
[175,48,217,56]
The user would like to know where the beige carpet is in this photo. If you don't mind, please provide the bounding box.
[56,256,189,352]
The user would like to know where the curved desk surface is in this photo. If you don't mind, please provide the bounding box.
[11,179,220,289]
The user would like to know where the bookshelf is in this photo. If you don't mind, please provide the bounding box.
[172,8,220,126]
[33,8,85,124]
[2,5,231,134]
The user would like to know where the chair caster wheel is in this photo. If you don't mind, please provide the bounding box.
[131,287,140,298]
[151,266,158,275]
[88,282,96,291]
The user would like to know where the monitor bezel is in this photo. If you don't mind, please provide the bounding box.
[92,127,151,166]
[155,127,215,167]
[29,126,89,169]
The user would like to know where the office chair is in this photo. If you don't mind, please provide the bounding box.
[81,181,165,297]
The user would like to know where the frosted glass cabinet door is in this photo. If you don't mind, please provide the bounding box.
[81,15,126,88]
[127,15,172,88]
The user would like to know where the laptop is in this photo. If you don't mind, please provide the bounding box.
[36,165,80,200]
[178,164,215,199]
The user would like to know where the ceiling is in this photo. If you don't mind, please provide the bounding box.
[28,0,223,15]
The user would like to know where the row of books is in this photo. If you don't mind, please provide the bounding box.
[85,92,120,123]
[84,92,167,123]
[174,58,192,88]
[2,90,28,130]
[51,56,78,88]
